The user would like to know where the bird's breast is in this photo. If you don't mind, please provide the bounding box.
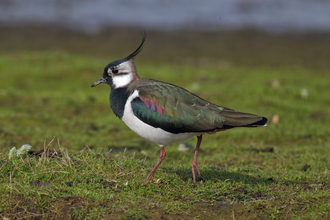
[109,87,130,119]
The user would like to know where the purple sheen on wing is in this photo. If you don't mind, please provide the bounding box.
[140,97,149,109]
[157,106,163,115]
[145,100,151,109]
[140,97,146,104]
[150,103,157,112]
[140,97,163,115]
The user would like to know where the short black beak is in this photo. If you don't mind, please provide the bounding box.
[91,77,106,87]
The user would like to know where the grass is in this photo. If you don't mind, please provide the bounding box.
[0,26,330,219]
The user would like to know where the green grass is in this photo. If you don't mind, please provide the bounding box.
[1,27,330,219]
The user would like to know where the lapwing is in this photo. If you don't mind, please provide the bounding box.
[91,32,267,184]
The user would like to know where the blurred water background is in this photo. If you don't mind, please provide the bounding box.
[0,0,329,34]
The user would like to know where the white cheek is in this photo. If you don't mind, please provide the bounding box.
[112,74,133,88]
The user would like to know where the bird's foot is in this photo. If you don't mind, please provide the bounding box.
[191,161,200,184]
[140,177,151,184]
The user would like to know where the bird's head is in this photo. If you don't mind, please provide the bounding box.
[91,32,146,89]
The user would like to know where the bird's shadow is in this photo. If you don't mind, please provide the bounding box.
[160,166,300,187]
[158,167,317,204]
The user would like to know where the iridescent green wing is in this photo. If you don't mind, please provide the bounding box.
[130,79,266,134]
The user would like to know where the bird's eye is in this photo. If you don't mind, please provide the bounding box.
[112,69,118,74]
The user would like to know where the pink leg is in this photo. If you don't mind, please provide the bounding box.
[191,135,202,184]
[141,146,166,183]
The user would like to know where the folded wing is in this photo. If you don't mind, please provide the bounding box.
[130,79,267,134]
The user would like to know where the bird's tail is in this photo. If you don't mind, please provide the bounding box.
[220,108,268,129]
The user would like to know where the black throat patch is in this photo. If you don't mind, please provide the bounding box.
[109,87,130,119]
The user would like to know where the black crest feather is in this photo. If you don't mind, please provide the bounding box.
[125,31,147,60]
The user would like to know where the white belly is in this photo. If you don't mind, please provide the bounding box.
[121,90,201,146]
